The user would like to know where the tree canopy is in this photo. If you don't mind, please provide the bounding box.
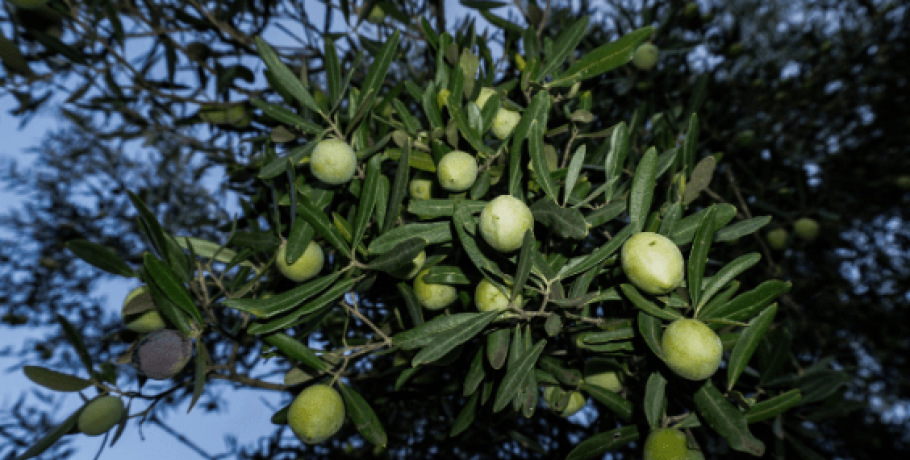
[1,1,908,459]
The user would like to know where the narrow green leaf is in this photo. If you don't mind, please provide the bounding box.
[285,219,316,265]
[638,312,665,360]
[537,356,582,386]
[453,204,504,276]
[324,38,342,106]
[559,224,633,279]
[394,312,487,350]
[254,37,321,113]
[529,123,559,202]
[512,231,535,301]
[395,282,424,328]
[697,253,761,312]
[683,155,715,204]
[715,216,773,242]
[246,279,355,335]
[548,25,654,88]
[13,407,83,460]
[143,254,203,323]
[262,333,329,372]
[694,381,765,456]
[537,16,589,81]
[580,382,634,421]
[621,284,683,321]
[576,326,634,344]
[297,193,352,258]
[510,92,551,197]
[584,201,626,228]
[144,276,194,336]
[383,139,410,233]
[407,199,487,219]
[339,384,388,447]
[175,237,253,268]
[564,145,587,205]
[369,221,452,254]
[629,147,659,232]
[412,311,500,366]
[486,328,511,370]
[688,206,718,308]
[23,366,91,392]
[565,425,640,460]
[668,204,736,245]
[224,272,340,318]
[493,339,546,412]
[352,156,383,251]
[464,347,487,395]
[659,203,684,235]
[367,238,427,273]
[422,265,471,285]
[682,114,699,177]
[700,280,791,323]
[251,99,321,134]
[450,391,479,437]
[187,340,208,413]
[644,372,668,429]
[727,304,777,390]
[530,198,588,240]
[603,122,629,204]
[56,314,94,376]
[744,389,802,424]
[66,240,135,277]
[259,141,320,180]
[450,100,491,155]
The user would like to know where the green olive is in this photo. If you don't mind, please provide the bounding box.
[288,384,345,444]
[661,318,723,381]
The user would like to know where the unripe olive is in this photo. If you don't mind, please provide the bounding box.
[896,175,910,190]
[276,240,325,282]
[492,109,521,140]
[643,428,689,460]
[437,150,478,192]
[661,318,723,381]
[409,173,434,200]
[78,396,124,436]
[583,359,623,393]
[199,104,247,125]
[543,386,586,417]
[475,278,522,317]
[633,43,660,70]
[793,217,819,240]
[132,329,193,380]
[390,250,426,280]
[766,228,788,250]
[621,232,685,295]
[476,87,496,108]
[126,311,166,334]
[413,268,458,310]
[288,384,345,444]
[310,138,357,185]
[479,195,534,253]
[735,130,756,147]
[121,286,166,334]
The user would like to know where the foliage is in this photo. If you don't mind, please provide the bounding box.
[1,0,908,459]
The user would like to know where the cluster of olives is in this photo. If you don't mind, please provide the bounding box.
[622,232,723,381]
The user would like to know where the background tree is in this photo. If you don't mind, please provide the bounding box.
[1,0,907,459]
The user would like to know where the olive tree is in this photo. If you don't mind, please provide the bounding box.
[2,1,873,459]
